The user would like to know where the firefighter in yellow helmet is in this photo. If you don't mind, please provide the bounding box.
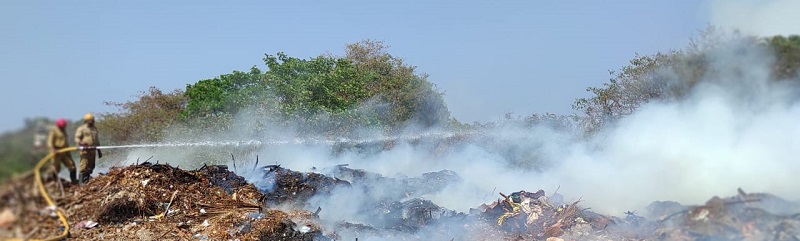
[48,118,78,184]
[75,113,102,183]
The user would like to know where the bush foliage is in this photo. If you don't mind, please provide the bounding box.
[573,29,800,132]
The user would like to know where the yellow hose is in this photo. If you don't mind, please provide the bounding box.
[6,146,79,241]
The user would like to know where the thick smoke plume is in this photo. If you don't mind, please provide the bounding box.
[242,38,800,217]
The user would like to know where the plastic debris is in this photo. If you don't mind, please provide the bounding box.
[75,220,99,229]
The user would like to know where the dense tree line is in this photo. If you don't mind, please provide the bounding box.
[178,40,449,138]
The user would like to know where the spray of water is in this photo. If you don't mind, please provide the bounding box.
[94,140,264,149]
[96,131,473,151]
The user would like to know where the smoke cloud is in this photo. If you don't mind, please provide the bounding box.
[711,0,800,36]
[238,35,800,222]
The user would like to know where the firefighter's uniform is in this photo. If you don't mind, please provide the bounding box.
[47,125,77,183]
[75,113,101,182]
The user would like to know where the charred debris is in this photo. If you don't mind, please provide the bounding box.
[2,162,800,240]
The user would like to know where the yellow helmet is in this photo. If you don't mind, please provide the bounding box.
[83,113,95,122]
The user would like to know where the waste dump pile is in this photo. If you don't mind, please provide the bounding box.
[254,164,351,207]
[0,163,324,241]
[471,188,800,241]
[2,161,800,240]
[646,189,800,241]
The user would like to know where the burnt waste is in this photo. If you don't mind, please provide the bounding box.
[245,163,800,241]
[4,161,800,240]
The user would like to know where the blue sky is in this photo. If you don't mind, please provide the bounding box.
[0,1,711,133]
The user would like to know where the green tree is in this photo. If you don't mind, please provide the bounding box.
[181,40,451,136]
[263,52,372,116]
[182,67,266,119]
[767,35,800,80]
[345,40,450,130]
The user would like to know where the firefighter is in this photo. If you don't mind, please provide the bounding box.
[48,118,78,184]
[75,113,102,183]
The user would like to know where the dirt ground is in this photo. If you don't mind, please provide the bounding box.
[2,162,800,241]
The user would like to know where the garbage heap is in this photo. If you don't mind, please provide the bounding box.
[250,164,468,240]
[0,162,324,241]
[254,164,352,207]
[3,162,800,241]
[472,188,800,241]
[646,190,800,241]
[470,189,623,240]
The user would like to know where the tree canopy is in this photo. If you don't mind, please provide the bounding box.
[573,29,800,132]
[98,87,186,144]
[180,40,450,136]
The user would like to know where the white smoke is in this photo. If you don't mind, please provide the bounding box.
[243,34,800,224]
[711,0,800,36]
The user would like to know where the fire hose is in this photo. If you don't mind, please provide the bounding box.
[7,146,85,241]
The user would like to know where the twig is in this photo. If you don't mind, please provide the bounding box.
[231,153,236,172]
[485,187,497,199]
[24,226,40,240]
[149,190,179,220]
[499,192,514,207]
[158,229,171,239]
[252,155,259,172]
[111,156,133,168]
[552,185,561,196]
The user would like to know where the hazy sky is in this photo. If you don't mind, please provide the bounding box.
[0,1,712,133]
